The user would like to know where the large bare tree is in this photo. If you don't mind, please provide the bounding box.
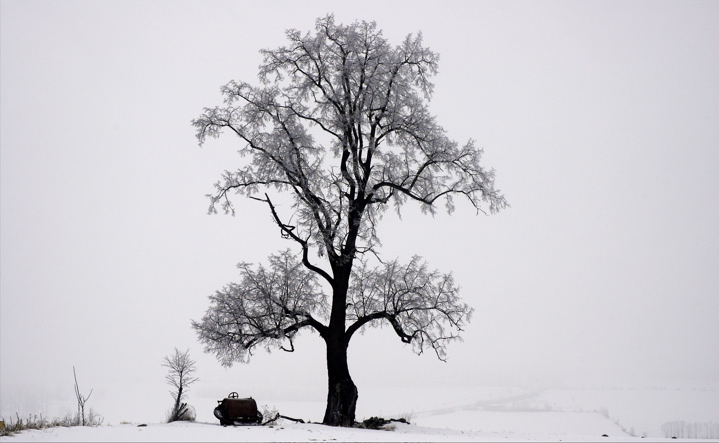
[192,15,507,427]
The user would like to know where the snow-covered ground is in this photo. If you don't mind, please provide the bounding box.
[2,383,718,442]
[0,420,660,442]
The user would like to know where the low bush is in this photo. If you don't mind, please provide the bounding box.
[0,411,103,437]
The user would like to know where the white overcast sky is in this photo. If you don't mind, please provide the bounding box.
[2,0,718,422]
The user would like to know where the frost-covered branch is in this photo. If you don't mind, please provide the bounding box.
[345,256,472,361]
[192,250,328,366]
[252,193,334,285]
[192,15,506,263]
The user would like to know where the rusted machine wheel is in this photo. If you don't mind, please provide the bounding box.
[214,407,231,426]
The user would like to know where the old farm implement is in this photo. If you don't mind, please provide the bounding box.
[213,392,263,426]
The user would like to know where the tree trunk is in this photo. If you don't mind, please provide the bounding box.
[322,332,357,426]
[172,385,183,421]
[321,213,363,427]
[322,266,358,427]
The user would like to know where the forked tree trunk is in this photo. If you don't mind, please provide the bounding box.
[322,332,358,426]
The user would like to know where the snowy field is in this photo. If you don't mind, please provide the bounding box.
[3,383,717,442]
[0,420,653,442]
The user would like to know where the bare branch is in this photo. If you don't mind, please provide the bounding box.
[193,250,328,366]
[345,256,472,361]
[254,193,334,285]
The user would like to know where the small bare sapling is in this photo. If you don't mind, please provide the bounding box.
[162,348,199,422]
